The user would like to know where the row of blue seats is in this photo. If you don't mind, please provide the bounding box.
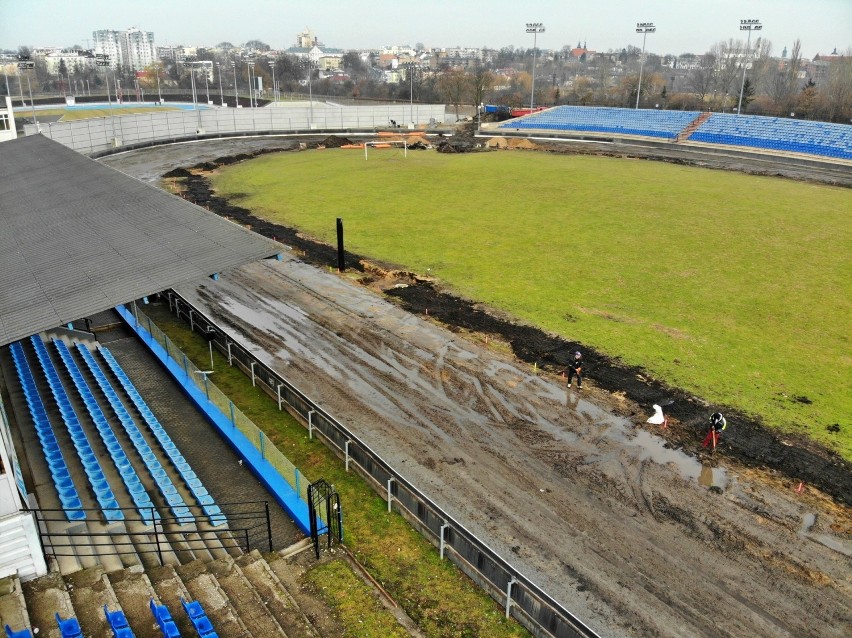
[499,106,701,136]
[29,336,124,521]
[74,344,193,524]
[690,133,852,158]
[151,597,219,637]
[99,346,228,527]
[507,120,679,139]
[7,600,212,637]
[182,597,218,637]
[53,340,160,526]
[8,342,85,520]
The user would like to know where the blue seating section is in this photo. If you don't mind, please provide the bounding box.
[9,342,85,521]
[149,600,180,638]
[74,344,192,525]
[54,614,83,638]
[4,624,33,638]
[498,106,701,139]
[98,346,227,527]
[690,113,852,159]
[181,598,218,637]
[29,336,124,521]
[52,340,159,526]
[104,605,136,638]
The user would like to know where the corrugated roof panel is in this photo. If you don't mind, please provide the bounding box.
[0,135,280,346]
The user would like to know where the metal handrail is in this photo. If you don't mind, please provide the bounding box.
[165,291,600,638]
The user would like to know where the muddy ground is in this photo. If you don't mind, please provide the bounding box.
[102,139,852,638]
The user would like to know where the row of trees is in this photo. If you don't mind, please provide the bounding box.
[6,40,852,123]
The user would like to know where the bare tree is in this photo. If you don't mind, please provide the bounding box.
[436,67,469,120]
[820,48,852,122]
[469,64,495,110]
[686,52,718,106]
[768,39,803,114]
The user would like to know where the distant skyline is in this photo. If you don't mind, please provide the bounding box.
[1,0,849,59]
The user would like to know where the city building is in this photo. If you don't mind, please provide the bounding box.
[93,27,156,70]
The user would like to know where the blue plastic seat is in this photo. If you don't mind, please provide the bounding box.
[55,614,83,638]
[4,624,33,638]
[149,600,180,638]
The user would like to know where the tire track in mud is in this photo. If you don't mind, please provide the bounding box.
[166,152,851,508]
[177,259,851,638]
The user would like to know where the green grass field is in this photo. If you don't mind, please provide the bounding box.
[210,149,852,459]
[13,106,179,121]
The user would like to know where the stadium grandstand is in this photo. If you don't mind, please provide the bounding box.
[0,135,325,637]
[494,105,852,160]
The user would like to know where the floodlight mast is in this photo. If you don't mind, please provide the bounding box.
[525,22,545,110]
[737,19,762,116]
[634,22,656,109]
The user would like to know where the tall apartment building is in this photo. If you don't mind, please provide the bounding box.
[93,27,155,70]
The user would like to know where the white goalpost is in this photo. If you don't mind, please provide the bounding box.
[364,139,408,160]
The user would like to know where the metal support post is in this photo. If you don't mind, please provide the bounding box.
[387,478,394,512]
[308,410,315,439]
[260,431,265,459]
[345,440,351,472]
[505,577,516,619]
[439,522,448,559]
[189,310,194,331]
[265,501,273,552]
[203,374,209,401]
[183,355,189,378]
[277,384,283,410]
[250,361,256,386]
[227,341,233,366]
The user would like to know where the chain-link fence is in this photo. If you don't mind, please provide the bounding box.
[161,291,599,638]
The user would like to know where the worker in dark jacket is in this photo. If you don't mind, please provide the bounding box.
[702,412,727,448]
[567,351,583,389]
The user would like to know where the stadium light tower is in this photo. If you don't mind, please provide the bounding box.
[231,59,238,107]
[525,22,545,110]
[737,19,762,115]
[634,22,656,109]
[217,62,224,106]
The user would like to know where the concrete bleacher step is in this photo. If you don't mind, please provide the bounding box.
[178,558,261,637]
[63,566,122,637]
[205,555,288,637]
[149,561,249,637]
[20,570,75,638]
[108,566,163,638]
[237,550,321,638]
[0,575,32,636]
[146,563,202,636]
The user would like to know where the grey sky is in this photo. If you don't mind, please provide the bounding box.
[1,0,849,59]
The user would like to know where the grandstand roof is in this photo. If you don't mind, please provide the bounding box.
[0,135,281,347]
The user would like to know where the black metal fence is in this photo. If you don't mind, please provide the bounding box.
[163,291,599,638]
[33,500,272,565]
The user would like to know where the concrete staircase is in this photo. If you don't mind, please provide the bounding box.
[15,550,321,637]
[675,112,712,142]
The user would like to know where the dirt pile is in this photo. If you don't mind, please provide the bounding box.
[314,135,353,148]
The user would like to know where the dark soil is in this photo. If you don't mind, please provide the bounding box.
[165,147,852,507]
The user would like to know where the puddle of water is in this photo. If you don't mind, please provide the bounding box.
[565,402,730,489]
